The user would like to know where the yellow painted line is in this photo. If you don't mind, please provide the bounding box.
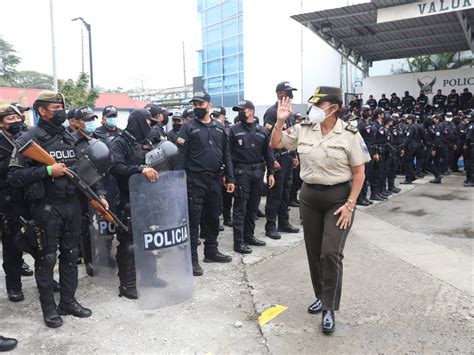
[258,305,287,326]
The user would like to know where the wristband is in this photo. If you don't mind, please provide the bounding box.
[46,166,53,176]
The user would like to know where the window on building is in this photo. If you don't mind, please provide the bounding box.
[223,74,239,92]
[206,5,221,26]
[206,23,221,44]
[207,59,222,77]
[222,0,239,20]
[223,36,238,57]
[206,41,222,61]
[222,17,238,38]
[207,76,223,95]
[223,55,239,74]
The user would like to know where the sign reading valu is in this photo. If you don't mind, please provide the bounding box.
[377,0,473,23]
[143,224,189,251]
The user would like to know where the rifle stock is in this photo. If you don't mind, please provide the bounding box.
[17,140,128,232]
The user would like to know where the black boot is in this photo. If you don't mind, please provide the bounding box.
[233,243,252,254]
[430,177,442,184]
[204,250,232,263]
[0,336,17,352]
[58,299,92,318]
[41,303,63,328]
[223,218,233,227]
[256,209,265,218]
[85,262,94,277]
[244,236,266,246]
[118,285,138,299]
[192,258,203,276]
[278,223,300,233]
[356,199,370,206]
[7,289,24,302]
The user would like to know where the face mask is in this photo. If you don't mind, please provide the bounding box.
[172,123,182,131]
[5,121,23,135]
[83,120,99,134]
[238,111,247,122]
[161,115,169,127]
[106,117,117,127]
[194,108,208,120]
[51,109,67,126]
[308,106,328,124]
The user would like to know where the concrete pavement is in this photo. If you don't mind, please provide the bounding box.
[0,174,472,353]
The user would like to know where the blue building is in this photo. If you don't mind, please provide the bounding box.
[198,0,244,107]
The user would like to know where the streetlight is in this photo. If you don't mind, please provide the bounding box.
[72,17,94,88]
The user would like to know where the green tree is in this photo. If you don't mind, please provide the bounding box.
[13,70,54,89]
[405,52,473,73]
[58,72,99,108]
[407,55,432,73]
[0,38,21,84]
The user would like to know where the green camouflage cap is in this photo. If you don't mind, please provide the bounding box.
[0,104,22,119]
[34,90,65,107]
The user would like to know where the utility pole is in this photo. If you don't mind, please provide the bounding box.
[50,0,58,91]
[182,41,187,87]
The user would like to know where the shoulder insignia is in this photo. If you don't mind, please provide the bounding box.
[301,119,312,126]
[345,123,358,134]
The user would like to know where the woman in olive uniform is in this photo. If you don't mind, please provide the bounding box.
[270,86,370,334]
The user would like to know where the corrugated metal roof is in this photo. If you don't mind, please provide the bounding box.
[291,0,473,69]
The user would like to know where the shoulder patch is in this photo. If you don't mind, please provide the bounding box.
[345,124,358,134]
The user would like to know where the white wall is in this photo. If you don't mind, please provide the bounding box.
[362,67,474,102]
[243,0,348,107]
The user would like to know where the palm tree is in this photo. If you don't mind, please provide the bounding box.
[406,52,473,73]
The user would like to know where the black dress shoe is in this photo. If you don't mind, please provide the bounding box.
[363,198,373,205]
[376,193,387,200]
[278,224,300,233]
[233,244,252,254]
[21,261,33,277]
[322,310,335,334]
[265,230,281,240]
[0,336,18,352]
[400,180,413,185]
[53,280,60,293]
[223,219,233,227]
[307,298,322,314]
[369,194,384,201]
[43,309,63,328]
[430,177,442,184]
[256,209,265,218]
[58,300,92,318]
[356,199,370,206]
[464,181,474,187]
[288,200,300,207]
[390,186,401,193]
[244,236,266,246]
[85,263,94,277]
[7,289,24,302]
[192,260,203,276]
[204,251,232,263]
[118,286,138,299]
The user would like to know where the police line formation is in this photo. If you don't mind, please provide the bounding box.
[0,82,473,345]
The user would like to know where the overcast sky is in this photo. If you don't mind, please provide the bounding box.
[1,0,201,90]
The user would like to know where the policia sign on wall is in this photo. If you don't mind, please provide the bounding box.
[143,224,189,251]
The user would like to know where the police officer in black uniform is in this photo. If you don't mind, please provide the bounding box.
[356,109,375,205]
[366,95,377,110]
[401,91,416,113]
[0,104,28,302]
[390,92,401,110]
[349,95,361,111]
[390,114,404,191]
[463,111,474,187]
[378,93,390,110]
[400,114,424,184]
[370,108,389,200]
[8,91,94,328]
[167,113,183,144]
[447,89,460,113]
[433,89,447,113]
[440,112,456,174]
[428,114,444,184]
[228,100,275,254]
[145,104,171,143]
[176,91,235,276]
[263,82,300,239]
[95,105,122,142]
[417,92,429,111]
[460,88,473,110]
[110,109,161,298]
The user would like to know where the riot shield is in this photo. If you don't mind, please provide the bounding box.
[91,172,119,277]
[129,170,193,309]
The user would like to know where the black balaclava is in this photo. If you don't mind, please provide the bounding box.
[125,109,151,143]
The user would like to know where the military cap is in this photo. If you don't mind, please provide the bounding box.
[67,108,77,120]
[373,108,385,117]
[0,104,22,119]
[10,102,30,113]
[102,105,118,117]
[308,86,343,105]
[182,108,195,119]
[276,81,297,92]
[212,106,227,116]
[34,90,65,107]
